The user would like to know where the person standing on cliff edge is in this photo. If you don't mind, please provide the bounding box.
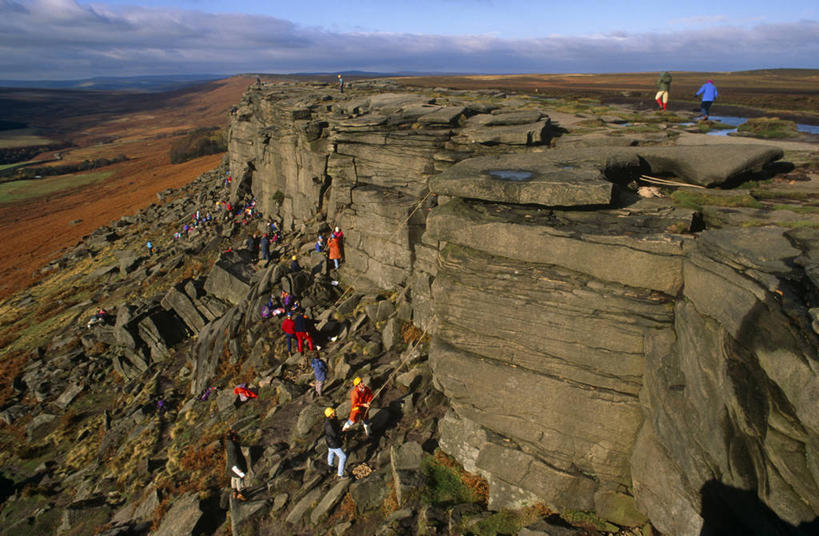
[338,74,344,94]
[696,79,718,120]
[655,71,672,111]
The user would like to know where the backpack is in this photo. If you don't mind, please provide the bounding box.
[261,305,272,319]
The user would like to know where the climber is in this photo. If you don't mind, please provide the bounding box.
[225,430,248,501]
[293,312,315,354]
[655,71,672,111]
[290,255,301,273]
[281,312,296,354]
[342,377,373,436]
[328,235,342,270]
[324,408,348,478]
[311,353,327,397]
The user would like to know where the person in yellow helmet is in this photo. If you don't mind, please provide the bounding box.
[338,73,344,94]
[342,377,373,436]
[289,255,301,273]
[324,407,348,478]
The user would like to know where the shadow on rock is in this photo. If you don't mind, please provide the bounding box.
[699,480,818,536]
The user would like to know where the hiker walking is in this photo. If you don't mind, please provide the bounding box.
[324,408,348,478]
[342,377,373,436]
[225,430,248,501]
[696,79,718,120]
[311,354,327,396]
[337,74,344,94]
[281,312,296,354]
[146,240,153,256]
[294,312,315,354]
[655,71,672,111]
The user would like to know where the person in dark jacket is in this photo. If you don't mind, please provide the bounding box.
[225,430,248,501]
[311,355,327,396]
[324,408,347,478]
[289,255,301,273]
[259,234,270,262]
[245,234,257,254]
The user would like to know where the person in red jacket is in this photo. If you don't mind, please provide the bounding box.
[342,377,373,436]
[281,312,296,354]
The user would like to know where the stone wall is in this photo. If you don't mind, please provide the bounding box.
[228,81,818,532]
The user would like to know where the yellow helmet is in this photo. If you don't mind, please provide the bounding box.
[324,407,335,418]
[353,377,362,386]
[292,255,297,261]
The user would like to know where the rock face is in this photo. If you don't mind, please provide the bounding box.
[225,82,817,533]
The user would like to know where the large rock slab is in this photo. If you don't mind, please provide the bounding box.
[430,152,614,207]
[204,260,252,305]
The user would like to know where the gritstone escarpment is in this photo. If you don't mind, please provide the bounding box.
[228,80,818,534]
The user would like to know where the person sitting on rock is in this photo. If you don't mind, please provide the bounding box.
[233,384,257,403]
[293,312,315,354]
[324,407,348,478]
[281,312,296,354]
[342,377,373,436]
[225,430,248,501]
[86,307,109,328]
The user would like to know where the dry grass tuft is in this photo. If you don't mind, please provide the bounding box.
[0,350,28,406]
[330,492,356,523]
[401,322,429,344]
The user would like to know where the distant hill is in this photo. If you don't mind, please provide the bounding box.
[0,74,225,92]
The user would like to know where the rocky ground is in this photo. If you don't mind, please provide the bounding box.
[0,79,817,536]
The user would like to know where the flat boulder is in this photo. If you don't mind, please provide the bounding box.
[430,152,614,207]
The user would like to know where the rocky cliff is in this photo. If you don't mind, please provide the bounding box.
[228,79,819,534]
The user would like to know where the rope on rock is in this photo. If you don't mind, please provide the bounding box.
[639,174,706,189]
[370,325,429,402]
[333,190,434,308]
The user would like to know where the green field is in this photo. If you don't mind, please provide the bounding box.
[0,171,113,204]
[0,160,35,172]
[0,128,55,149]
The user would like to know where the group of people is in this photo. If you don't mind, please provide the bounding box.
[315,226,344,270]
[654,71,719,120]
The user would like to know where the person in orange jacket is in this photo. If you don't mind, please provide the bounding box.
[342,377,373,436]
[328,235,342,270]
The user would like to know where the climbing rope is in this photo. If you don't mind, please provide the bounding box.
[333,190,434,308]
[639,174,706,189]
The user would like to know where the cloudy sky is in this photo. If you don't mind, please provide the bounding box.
[1,0,818,80]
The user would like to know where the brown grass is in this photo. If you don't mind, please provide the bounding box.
[433,450,489,506]
[401,322,429,344]
[0,350,28,406]
[330,492,356,523]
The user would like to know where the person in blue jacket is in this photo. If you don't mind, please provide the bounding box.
[696,80,718,120]
[311,354,327,396]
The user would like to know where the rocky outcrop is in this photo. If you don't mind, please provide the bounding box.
[228,81,816,533]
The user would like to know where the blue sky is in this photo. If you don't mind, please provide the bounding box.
[1,0,817,79]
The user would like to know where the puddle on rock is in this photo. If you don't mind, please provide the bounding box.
[488,170,533,181]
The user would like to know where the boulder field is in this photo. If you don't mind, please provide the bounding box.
[228,80,818,534]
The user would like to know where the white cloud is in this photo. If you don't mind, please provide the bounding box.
[0,0,817,79]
